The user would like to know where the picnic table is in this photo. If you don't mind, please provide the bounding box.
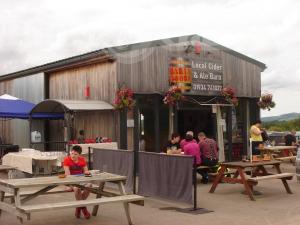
[209,160,294,201]
[0,165,17,172]
[258,146,297,161]
[0,172,144,224]
[2,150,66,175]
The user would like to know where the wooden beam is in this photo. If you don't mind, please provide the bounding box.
[226,107,233,162]
[133,98,140,193]
[154,96,160,152]
[119,109,128,149]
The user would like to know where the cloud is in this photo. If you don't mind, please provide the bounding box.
[0,0,300,116]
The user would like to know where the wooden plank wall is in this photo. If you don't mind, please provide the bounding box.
[11,74,45,148]
[49,62,117,143]
[221,51,262,97]
[116,43,262,97]
[0,80,12,144]
[49,62,117,102]
[73,111,115,142]
[0,74,44,147]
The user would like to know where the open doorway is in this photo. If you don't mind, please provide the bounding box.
[178,108,215,140]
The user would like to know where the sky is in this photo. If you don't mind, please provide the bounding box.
[0,0,299,117]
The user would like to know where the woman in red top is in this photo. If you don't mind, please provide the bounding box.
[63,145,91,219]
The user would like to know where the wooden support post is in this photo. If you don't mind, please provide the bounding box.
[154,96,160,152]
[0,191,4,217]
[173,104,178,133]
[274,164,293,194]
[92,182,105,216]
[118,181,132,225]
[193,157,197,210]
[237,167,255,201]
[120,109,128,150]
[133,98,140,194]
[227,107,233,162]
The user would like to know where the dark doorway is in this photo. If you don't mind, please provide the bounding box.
[178,108,215,139]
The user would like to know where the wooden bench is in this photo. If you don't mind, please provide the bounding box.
[197,165,218,173]
[275,156,296,161]
[18,194,144,213]
[247,173,294,182]
[208,168,253,178]
[198,165,253,181]
[5,189,68,201]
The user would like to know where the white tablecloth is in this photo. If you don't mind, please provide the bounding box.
[2,150,66,174]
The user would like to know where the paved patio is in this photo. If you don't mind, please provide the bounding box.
[1,163,299,225]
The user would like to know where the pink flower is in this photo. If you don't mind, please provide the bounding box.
[163,85,185,106]
[113,87,135,110]
[221,86,238,106]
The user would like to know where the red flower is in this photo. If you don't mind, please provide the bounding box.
[221,87,238,106]
[113,86,135,110]
[163,85,185,106]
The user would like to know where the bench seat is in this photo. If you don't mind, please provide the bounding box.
[5,189,67,198]
[196,165,210,169]
[208,168,253,177]
[18,195,144,213]
[275,156,296,161]
[247,173,294,182]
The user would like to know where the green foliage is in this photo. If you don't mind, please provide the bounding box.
[263,117,300,131]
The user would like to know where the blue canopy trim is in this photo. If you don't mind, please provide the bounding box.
[0,98,64,119]
[31,113,64,119]
[0,98,35,119]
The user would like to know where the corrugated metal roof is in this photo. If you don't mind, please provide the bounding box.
[0,34,266,82]
[31,99,114,114]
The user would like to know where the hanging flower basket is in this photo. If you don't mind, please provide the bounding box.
[221,86,238,106]
[163,85,185,106]
[257,93,275,111]
[113,86,135,110]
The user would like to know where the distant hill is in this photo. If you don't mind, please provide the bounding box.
[262,113,300,122]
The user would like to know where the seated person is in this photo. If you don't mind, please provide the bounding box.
[180,131,197,149]
[284,129,298,155]
[63,145,92,219]
[164,133,181,154]
[77,129,85,144]
[198,132,219,184]
[285,129,298,146]
[183,133,201,165]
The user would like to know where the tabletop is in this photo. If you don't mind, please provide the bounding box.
[0,172,126,188]
[258,146,297,151]
[0,165,17,171]
[220,160,281,168]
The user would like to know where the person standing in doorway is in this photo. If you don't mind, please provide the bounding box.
[78,129,85,144]
[250,120,263,155]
